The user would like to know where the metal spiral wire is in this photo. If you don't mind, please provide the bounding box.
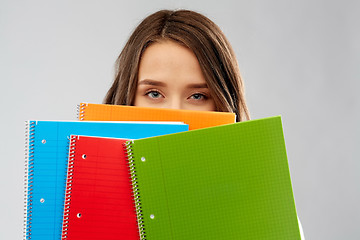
[125,140,146,239]
[61,135,77,239]
[77,103,87,121]
[24,121,36,239]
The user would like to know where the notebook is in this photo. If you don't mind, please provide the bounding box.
[62,135,137,239]
[24,121,188,240]
[77,103,236,130]
[124,116,301,239]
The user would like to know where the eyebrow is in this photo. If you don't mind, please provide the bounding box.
[138,79,209,89]
[138,79,167,87]
[186,83,209,89]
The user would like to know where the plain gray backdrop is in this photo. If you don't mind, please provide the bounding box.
[1,0,359,239]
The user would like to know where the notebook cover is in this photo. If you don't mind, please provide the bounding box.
[62,135,137,239]
[125,116,301,239]
[78,103,236,130]
[24,121,188,240]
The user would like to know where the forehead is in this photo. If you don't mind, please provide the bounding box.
[141,40,198,66]
[138,40,206,85]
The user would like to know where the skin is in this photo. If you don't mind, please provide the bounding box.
[134,40,216,111]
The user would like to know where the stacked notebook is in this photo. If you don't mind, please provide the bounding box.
[24,121,189,240]
[77,102,236,130]
[63,136,138,239]
[24,103,301,240]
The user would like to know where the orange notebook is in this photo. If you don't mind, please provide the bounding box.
[78,103,236,130]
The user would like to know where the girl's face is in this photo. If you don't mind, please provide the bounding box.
[134,40,216,111]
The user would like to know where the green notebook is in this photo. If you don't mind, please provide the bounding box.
[125,116,300,239]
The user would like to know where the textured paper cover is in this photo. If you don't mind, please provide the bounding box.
[78,103,235,130]
[127,116,301,239]
[62,136,138,239]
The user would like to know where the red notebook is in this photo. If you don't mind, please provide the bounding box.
[61,135,138,239]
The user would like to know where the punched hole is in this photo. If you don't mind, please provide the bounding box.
[82,154,86,159]
[77,213,82,218]
[141,157,146,162]
[150,214,155,219]
[41,139,46,144]
[40,198,45,203]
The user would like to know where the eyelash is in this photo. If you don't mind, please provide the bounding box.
[145,90,164,99]
[188,93,208,101]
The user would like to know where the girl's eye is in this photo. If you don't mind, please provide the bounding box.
[146,90,163,99]
[189,93,207,100]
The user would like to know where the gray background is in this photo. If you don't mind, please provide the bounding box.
[1,0,359,239]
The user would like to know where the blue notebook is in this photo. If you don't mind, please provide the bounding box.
[24,120,188,240]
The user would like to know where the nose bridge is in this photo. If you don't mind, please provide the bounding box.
[166,94,183,110]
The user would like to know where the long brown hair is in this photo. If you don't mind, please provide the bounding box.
[104,9,250,121]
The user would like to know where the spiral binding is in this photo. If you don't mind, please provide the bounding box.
[125,140,146,240]
[61,135,77,239]
[24,121,36,239]
[77,103,87,120]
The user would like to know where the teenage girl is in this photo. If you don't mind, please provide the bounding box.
[104,9,250,122]
[104,9,304,239]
